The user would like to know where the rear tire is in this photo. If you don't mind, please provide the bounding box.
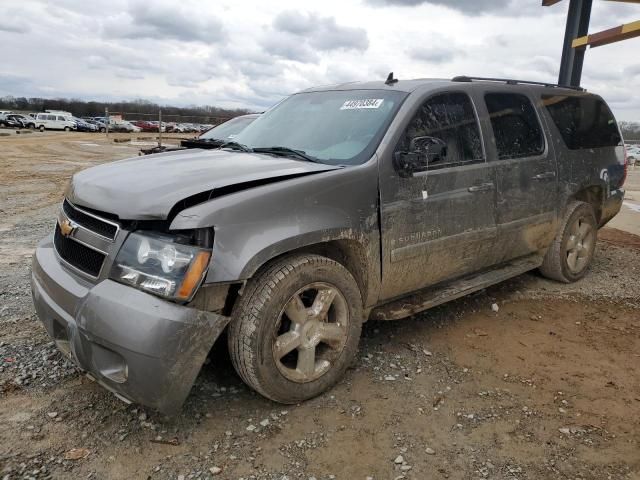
[39,125,45,132]
[64,126,70,132]
[228,254,363,403]
[539,201,597,283]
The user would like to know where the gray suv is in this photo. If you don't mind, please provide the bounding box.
[31,76,627,413]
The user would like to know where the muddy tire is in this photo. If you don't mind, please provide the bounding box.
[38,125,45,132]
[539,201,597,283]
[228,254,363,403]
[64,126,70,132]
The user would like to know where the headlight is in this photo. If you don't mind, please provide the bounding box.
[110,232,211,302]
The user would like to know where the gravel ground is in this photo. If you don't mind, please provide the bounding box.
[1,133,639,480]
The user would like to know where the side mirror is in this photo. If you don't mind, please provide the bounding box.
[394,136,448,177]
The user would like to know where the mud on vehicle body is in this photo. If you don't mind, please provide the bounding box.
[31,76,626,413]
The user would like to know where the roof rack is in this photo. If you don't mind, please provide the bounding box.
[451,76,585,91]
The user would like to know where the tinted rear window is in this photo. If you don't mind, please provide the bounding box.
[542,94,621,149]
[485,93,544,159]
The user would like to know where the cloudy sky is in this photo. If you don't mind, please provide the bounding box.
[1,0,639,119]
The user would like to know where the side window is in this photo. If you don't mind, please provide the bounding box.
[485,93,544,159]
[48,115,56,121]
[57,116,66,121]
[398,92,483,169]
[542,94,621,149]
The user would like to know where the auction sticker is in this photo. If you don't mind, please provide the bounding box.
[340,99,384,110]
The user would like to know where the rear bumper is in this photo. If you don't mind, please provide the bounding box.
[31,236,230,414]
[600,187,625,227]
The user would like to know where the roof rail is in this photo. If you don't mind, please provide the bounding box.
[451,75,585,91]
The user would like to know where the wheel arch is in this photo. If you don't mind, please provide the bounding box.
[247,238,371,306]
[570,185,605,223]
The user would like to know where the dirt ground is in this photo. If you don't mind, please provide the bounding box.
[1,131,639,480]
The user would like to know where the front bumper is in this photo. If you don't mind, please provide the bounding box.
[31,236,230,414]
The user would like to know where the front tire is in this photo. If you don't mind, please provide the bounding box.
[539,201,597,283]
[64,126,70,132]
[228,254,363,403]
[39,125,45,132]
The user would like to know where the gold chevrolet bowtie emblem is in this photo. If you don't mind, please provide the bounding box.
[59,219,76,237]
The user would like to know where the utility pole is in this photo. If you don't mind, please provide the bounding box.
[158,108,162,149]
[105,107,109,138]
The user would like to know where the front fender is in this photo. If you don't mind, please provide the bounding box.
[169,161,380,286]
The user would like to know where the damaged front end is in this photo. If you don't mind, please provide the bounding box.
[30,199,231,414]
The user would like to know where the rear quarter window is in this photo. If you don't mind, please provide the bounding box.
[542,94,621,149]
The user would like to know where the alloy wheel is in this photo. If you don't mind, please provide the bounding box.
[565,215,595,274]
[272,282,349,383]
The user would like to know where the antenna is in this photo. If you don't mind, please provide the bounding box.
[385,72,398,85]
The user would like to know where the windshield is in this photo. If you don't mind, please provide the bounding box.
[200,116,257,140]
[233,89,406,165]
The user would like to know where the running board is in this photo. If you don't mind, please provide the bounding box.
[370,255,543,321]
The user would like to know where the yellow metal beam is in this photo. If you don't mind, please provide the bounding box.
[572,19,640,48]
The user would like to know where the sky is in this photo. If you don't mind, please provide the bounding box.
[0,0,639,120]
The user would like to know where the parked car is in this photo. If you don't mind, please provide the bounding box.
[140,114,259,154]
[73,117,98,132]
[31,76,626,414]
[0,113,23,128]
[110,121,141,133]
[132,120,160,132]
[6,114,37,129]
[84,119,107,133]
[34,113,77,131]
[626,145,639,166]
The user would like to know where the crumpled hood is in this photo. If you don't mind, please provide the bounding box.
[67,149,341,220]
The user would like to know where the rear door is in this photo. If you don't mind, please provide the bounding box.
[481,90,558,262]
[379,90,498,300]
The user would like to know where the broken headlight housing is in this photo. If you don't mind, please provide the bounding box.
[110,232,211,302]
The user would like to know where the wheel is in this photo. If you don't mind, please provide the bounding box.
[539,201,597,283]
[39,125,45,132]
[228,254,363,403]
[28,123,35,129]
[100,127,106,133]
[64,126,70,132]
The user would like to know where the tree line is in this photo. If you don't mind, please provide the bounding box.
[0,96,253,124]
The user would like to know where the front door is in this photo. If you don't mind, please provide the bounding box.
[481,90,558,263]
[379,91,498,301]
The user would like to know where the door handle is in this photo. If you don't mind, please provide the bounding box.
[468,182,494,193]
[532,171,556,180]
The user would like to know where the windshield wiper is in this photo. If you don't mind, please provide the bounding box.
[220,141,253,152]
[253,146,320,163]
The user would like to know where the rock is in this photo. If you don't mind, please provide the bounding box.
[491,303,499,312]
[425,447,435,455]
[246,424,256,432]
[47,412,58,418]
[401,465,412,471]
[385,375,396,381]
[209,466,222,475]
[64,448,90,460]
[558,427,571,435]
[260,419,270,427]
[394,455,404,464]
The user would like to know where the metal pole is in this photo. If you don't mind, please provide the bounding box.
[558,0,593,87]
[158,108,162,148]
[105,107,109,138]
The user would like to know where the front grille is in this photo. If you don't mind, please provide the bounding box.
[54,224,106,277]
[63,200,118,240]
